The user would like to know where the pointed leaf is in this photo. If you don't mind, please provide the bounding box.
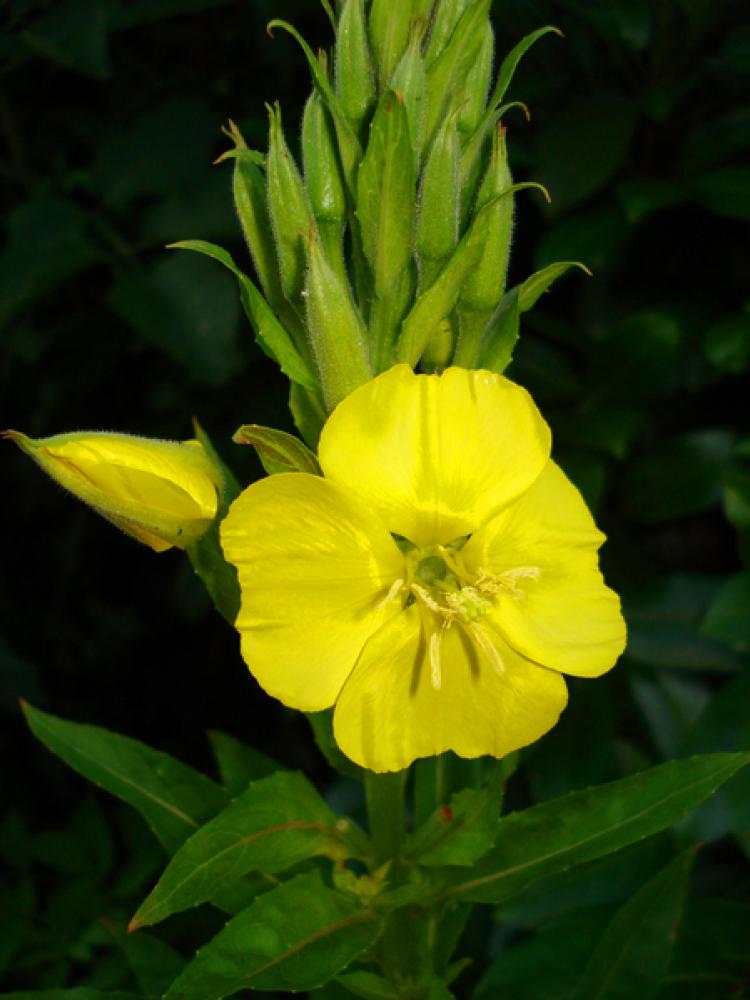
[186,521,240,624]
[167,240,317,390]
[164,872,383,998]
[396,186,543,365]
[574,848,697,1000]
[489,26,562,109]
[102,919,185,997]
[478,287,520,373]
[22,702,228,854]
[438,753,749,904]
[405,774,502,867]
[208,730,280,794]
[518,260,591,313]
[232,423,321,476]
[267,19,363,190]
[131,771,365,929]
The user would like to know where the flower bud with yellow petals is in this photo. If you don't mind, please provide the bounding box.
[4,430,223,552]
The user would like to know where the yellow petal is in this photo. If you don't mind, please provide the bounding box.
[220,473,405,712]
[318,365,551,547]
[333,607,568,772]
[463,461,627,677]
[5,430,221,551]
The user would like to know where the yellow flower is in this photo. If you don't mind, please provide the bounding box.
[4,429,222,552]
[221,365,626,772]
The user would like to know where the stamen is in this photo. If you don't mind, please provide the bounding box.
[412,582,449,616]
[469,623,505,675]
[475,566,540,600]
[377,577,405,610]
[429,628,443,690]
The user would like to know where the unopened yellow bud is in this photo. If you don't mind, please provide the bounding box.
[4,430,222,552]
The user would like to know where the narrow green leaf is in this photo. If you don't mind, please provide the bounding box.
[488,26,562,109]
[208,730,280,795]
[186,417,241,624]
[404,780,501,867]
[164,872,383,998]
[131,771,365,929]
[267,19,363,191]
[438,753,749,904]
[423,0,492,151]
[186,520,240,624]
[700,572,750,653]
[22,703,228,855]
[232,423,321,476]
[517,260,591,313]
[102,919,185,997]
[396,186,541,366]
[477,287,520,373]
[356,90,416,297]
[474,905,613,1000]
[167,239,317,390]
[574,848,697,1000]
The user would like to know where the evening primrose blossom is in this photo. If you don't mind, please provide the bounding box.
[4,430,222,552]
[221,365,626,772]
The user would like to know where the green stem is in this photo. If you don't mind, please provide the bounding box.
[365,770,406,867]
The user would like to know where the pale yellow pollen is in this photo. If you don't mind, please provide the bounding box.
[469,622,506,675]
[429,628,444,690]
[475,565,540,599]
[377,577,406,610]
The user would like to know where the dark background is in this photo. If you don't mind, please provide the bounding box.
[2,0,749,994]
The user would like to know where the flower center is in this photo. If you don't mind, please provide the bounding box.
[382,539,541,692]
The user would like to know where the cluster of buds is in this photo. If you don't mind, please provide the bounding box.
[176,1,584,434]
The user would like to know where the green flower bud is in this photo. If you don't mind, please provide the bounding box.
[457,21,494,139]
[220,123,284,311]
[390,19,428,166]
[460,125,514,314]
[416,113,460,284]
[423,0,492,152]
[425,0,473,64]
[304,231,372,410]
[303,92,348,278]
[266,101,311,302]
[368,0,411,88]
[335,0,375,134]
[357,91,416,298]
[303,93,347,229]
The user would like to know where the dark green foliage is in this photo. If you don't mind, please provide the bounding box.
[3,0,749,997]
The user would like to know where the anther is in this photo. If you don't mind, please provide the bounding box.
[429,628,443,690]
[377,578,405,610]
[469,623,505,675]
